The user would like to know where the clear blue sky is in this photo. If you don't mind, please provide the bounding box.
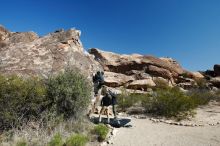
[0,0,219,71]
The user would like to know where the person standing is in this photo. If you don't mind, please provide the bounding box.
[88,71,105,117]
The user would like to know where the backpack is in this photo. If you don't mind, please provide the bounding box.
[93,71,104,85]
[109,90,117,105]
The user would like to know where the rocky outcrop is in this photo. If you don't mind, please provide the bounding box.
[0,25,218,91]
[89,48,185,76]
[127,79,156,90]
[89,48,190,90]
[145,65,173,83]
[0,25,10,41]
[104,72,135,87]
[210,77,220,88]
[214,64,220,76]
[191,72,204,79]
[0,25,102,78]
[0,25,10,48]
[202,65,220,89]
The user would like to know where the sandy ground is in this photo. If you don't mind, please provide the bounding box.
[111,118,220,146]
[107,101,220,146]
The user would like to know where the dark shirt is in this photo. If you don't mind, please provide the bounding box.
[101,94,112,106]
[109,90,117,105]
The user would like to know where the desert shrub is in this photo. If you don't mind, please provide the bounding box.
[48,133,64,146]
[117,88,131,111]
[92,124,109,142]
[187,89,214,105]
[66,134,88,146]
[194,78,208,89]
[0,69,92,130]
[117,90,142,111]
[0,69,94,145]
[153,78,170,90]
[46,69,92,119]
[117,87,151,112]
[0,75,47,130]
[140,95,153,112]
[16,139,27,146]
[117,94,135,111]
[142,87,195,118]
[215,90,220,101]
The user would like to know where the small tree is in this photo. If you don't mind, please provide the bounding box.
[0,75,47,129]
[46,69,92,119]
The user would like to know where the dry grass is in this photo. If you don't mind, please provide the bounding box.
[0,118,92,146]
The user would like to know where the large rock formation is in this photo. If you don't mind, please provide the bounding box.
[202,64,220,89]
[0,25,101,78]
[88,48,191,89]
[0,25,218,91]
[89,48,184,77]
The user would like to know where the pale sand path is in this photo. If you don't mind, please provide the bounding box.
[111,102,220,146]
[111,118,220,146]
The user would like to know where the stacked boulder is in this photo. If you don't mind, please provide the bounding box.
[0,25,102,79]
[88,48,204,91]
[205,64,220,88]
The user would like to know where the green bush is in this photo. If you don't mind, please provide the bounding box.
[66,134,88,146]
[187,89,214,105]
[46,69,92,119]
[92,124,109,142]
[48,133,64,146]
[0,75,47,129]
[142,87,195,118]
[0,69,92,130]
[215,90,220,101]
[16,139,27,146]
[140,95,153,112]
[153,78,170,90]
[194,78,208,89]
[117,88,145,111]
[117,94,135,111]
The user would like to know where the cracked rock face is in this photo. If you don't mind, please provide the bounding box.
[88,48,185,77]
[0,25,101,78]
[88,48,187,87]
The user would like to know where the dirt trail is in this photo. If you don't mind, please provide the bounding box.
[110,102,220,146]
[111,118,220,146]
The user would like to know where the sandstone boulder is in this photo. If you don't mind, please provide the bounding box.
[88,48,186,82]
[127,79,156,91]
[191,72,204,79]
[145,65,173,82]
[210,77,220,88]
[0,26,102,78]
[153,77,173,87]
[9,32,39,44]
[0,25,10,41]
[104,71,135,87]
[176,76,195,84]
[177,82,195,90]
[0,25,10,48]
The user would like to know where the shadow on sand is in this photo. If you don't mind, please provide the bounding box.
[90,117,131,128]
